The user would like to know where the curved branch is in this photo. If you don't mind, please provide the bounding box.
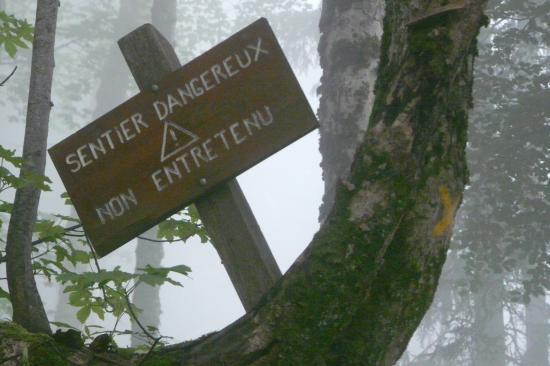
[0,66,17,87]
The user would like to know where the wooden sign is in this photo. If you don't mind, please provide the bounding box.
[49,18,318,257]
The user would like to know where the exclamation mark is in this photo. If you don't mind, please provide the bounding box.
[170,129,179,147]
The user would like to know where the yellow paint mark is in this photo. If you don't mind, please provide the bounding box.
[432,186,459,237]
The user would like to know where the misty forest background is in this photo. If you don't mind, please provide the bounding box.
[0,0,548,365]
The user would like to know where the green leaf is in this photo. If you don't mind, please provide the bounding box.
[91,305,105,321]
[11,36,28,49]
[188,205,201,222]
[61,192,73,206]
[0,201,12,214]
[158,217,208,243]
[19,171,52,191]
[0,286,10,301]
[76,305,91,324]
[168,264,192,276]
[0,145,23,166]
[136,264,190,287]
[3,39,16,58]
[69,289,90,307]
[54,245,69,263]
[34,220,65,243]
[72,250,91,264]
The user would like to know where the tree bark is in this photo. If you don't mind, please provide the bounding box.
[317,0,384,222]
[5,0,58,335]
[138,1,488,364]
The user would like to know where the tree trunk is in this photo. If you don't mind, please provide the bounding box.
[523,295,549,366]
[130,0,176,347]
[151,0,177,45]
[5,0,58,335]
[472,272,506,366]
[317,0,384,222]
[140,1,488,364]
[131,228,163,346]
[91,0,149,118]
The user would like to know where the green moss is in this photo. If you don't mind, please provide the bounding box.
[0,322,50,344]
[139,350,181,366]
[28,344,69,366]
[0,322,72,365]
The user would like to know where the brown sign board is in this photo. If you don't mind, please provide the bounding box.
[49,18,318,257]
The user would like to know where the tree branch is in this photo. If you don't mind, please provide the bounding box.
[0,66,17,87]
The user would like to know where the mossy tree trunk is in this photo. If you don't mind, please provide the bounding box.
[5,0,59,335]
[142,1,489,364]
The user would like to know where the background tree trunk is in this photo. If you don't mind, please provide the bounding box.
[53,210,85,330]
[472,273,506,366]
[523,295,549,366]
[130,0,176,347]
[92,0,149,119]
[5,0,59,335]
[317,0,384,222]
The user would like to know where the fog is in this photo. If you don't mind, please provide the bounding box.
[0,1,548,365]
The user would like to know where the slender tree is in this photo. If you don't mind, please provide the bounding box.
[5,0,59,334]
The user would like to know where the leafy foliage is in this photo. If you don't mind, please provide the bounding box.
[0,146,51,245]
[0,143,204,343]
[157,206,208,243]
[0,10,33,58]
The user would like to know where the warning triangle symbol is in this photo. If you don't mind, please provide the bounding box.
[160,121,200,162]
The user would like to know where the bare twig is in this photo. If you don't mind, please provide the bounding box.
[119,283,163,365]
[136,236,178,243]
[137,337,161,366]
[0,66,17,87]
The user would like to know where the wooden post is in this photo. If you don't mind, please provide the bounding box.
[118,24,282,311]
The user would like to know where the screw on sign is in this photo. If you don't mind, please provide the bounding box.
[49,19,318,309]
